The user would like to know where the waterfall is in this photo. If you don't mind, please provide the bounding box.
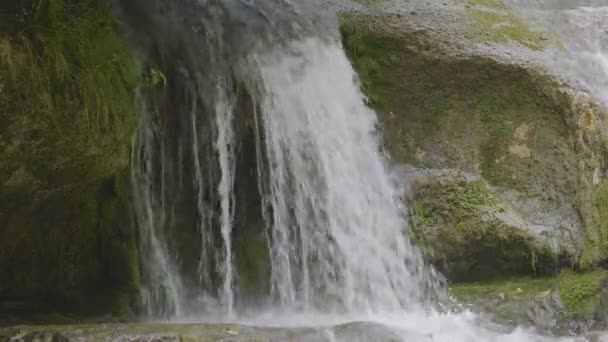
[125,0,438,319]
[132,97,185,318]
[115,0,607,340]
[253,38,429,313]
[214,82,237,316]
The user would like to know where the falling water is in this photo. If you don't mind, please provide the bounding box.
[127,0,435,318]
[123,0,607,340]
[132,98,184,318]
[253,38,430,313]
[511,0,608,106]
[214,82,237,316]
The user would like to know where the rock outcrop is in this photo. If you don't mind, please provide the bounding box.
[340,0,608,280]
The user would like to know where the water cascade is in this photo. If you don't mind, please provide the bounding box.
[252,38,431,313]
[113,0,604,340]
[119,0,438,319]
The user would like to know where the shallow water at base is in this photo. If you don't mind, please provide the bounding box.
[3,312,603,342]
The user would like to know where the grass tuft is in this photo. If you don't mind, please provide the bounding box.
[0,0,140,145]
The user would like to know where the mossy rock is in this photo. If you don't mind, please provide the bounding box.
[340,13,582,191]
[340,11,608,273]
[0,0,141,320]
[449,277,557,327]
[408,174,558,281]
[450,270,608,330]
[558,269,608,320]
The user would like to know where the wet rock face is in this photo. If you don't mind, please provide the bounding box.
[448,270,608,334]
[340,0,608,280]
[12,331,69,342]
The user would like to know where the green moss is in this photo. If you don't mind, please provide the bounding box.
[0,173,138,319]
[580,182,608,267]
[475,92,517,186]
[409,200,438,257]
[477,97,513,141]
[340,12,566,179]
[432,102,449,117]
[448,276,592,325]
[1,0,139,140]
[411,177,557,281]
[466,0,507,9]
[558,269,606,314]
[449,277,553,302]
[446,179,501,217]
[340,10,603,278]
[0,0,141,319]
[450,272,608,323]
[414,177,502,221]
[340,13,399,109]
[145,68,168,88]
[440,219,555,280]
[466,8,548,51]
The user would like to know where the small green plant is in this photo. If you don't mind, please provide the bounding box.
[409,200,436,241]
[445,179,500,217]
[408,199,441,259]
[558,269,606,313]
[146,68,168,88]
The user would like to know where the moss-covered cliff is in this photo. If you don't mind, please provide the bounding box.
[0,0,141,321]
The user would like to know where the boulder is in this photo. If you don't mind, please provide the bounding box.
[340,0,608,278]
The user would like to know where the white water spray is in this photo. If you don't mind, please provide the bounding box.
[252,37,430,313]
[514,1,608,106]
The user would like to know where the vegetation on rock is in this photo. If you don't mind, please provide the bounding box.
[449,270,608,328]
[340,10,608,281]
[339,13,400,109]
[558,269,607,316]
[410,176,557,281]
[0,0,142,321]
[449,276,553,302]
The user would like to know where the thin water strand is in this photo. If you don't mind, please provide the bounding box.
[214,82,238,316]
[132,101,184,319]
